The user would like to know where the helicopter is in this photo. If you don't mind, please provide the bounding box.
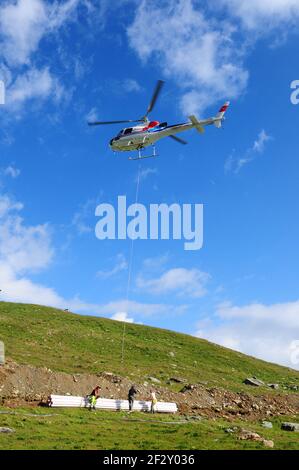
[88,80,230,160]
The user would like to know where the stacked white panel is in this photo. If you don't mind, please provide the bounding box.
[49,395,177,413]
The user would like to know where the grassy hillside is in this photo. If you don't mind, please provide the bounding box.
[1,408,298,450]
[0,302,298,392]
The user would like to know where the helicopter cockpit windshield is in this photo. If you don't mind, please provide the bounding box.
[124,128,133,135]
[117,128,133,137]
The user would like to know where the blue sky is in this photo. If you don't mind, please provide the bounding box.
[0,0,299,369]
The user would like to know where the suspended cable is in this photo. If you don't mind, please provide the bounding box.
[121,162,141,364]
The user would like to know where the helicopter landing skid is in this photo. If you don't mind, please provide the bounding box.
[128,153,158,161]
[128,146,158,161]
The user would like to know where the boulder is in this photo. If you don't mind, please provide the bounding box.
[243,377,265,387]
[147,376,161,384]
[0,427,14,433]
[268,383,279,390]
[281,422,299,432]
[224,427,238,434]
[262,421,273,429]
[238,429,262,441]
[263,439,274,448]
[180,384,195,393]
[169,377,186,384]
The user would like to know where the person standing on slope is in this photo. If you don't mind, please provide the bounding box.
[88,385,101,410]
[128,385,138,412]
[150,389,158,414]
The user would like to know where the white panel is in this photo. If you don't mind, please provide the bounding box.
[49,395,177,413]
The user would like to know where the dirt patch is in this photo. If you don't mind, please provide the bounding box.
[178,384,299,420]
[0,359,298,420]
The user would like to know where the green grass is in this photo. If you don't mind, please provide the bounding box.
[0,408,298,450]
[0,301,298,393]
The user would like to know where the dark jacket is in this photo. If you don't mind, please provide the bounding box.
[128,386,137,399]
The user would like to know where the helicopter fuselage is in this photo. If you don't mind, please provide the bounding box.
[109,119,214,152]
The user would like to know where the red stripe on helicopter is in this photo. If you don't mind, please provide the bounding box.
[142,120,160,131]
[219,103,229,113]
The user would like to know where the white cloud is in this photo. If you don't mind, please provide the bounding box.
[86,107,99,123]
[0,266,67,307]
[0,194,90,311]
[54,297,186,321]
[48,0,81,29]
[72,198,97,234]
[142,253,170,271]
[0,0,80,66]
[253,130,271,153]
[6,67,63,109]
[3,166,20,178]
[0,194,23,218]
[127,0,248,115]
[0,0,48,66]
[111,311,134,323]
[99,298,187,318]
[0,193,63,306]
[137,267,210,298]
[196,300,299,369]
[216,0,299,30]
[0,0,81,113]
[225,129,272,173]
[0,63,12,88]
[97,253,128,279]
[104,78,143,98]
[72,193,104,235]
[0,217,53,274]
[0,194,53,274]
[0,267,183,321]
[122,78,142,93]
[138,167,158,182]
[127,0,299,117]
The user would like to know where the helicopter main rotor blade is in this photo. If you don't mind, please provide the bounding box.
[88,80,165,126]
[88,119,143,126]
[169,134,188,145]
[144,80,165,119]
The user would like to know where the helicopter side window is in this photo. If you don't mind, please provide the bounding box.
[124,128,133,135]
